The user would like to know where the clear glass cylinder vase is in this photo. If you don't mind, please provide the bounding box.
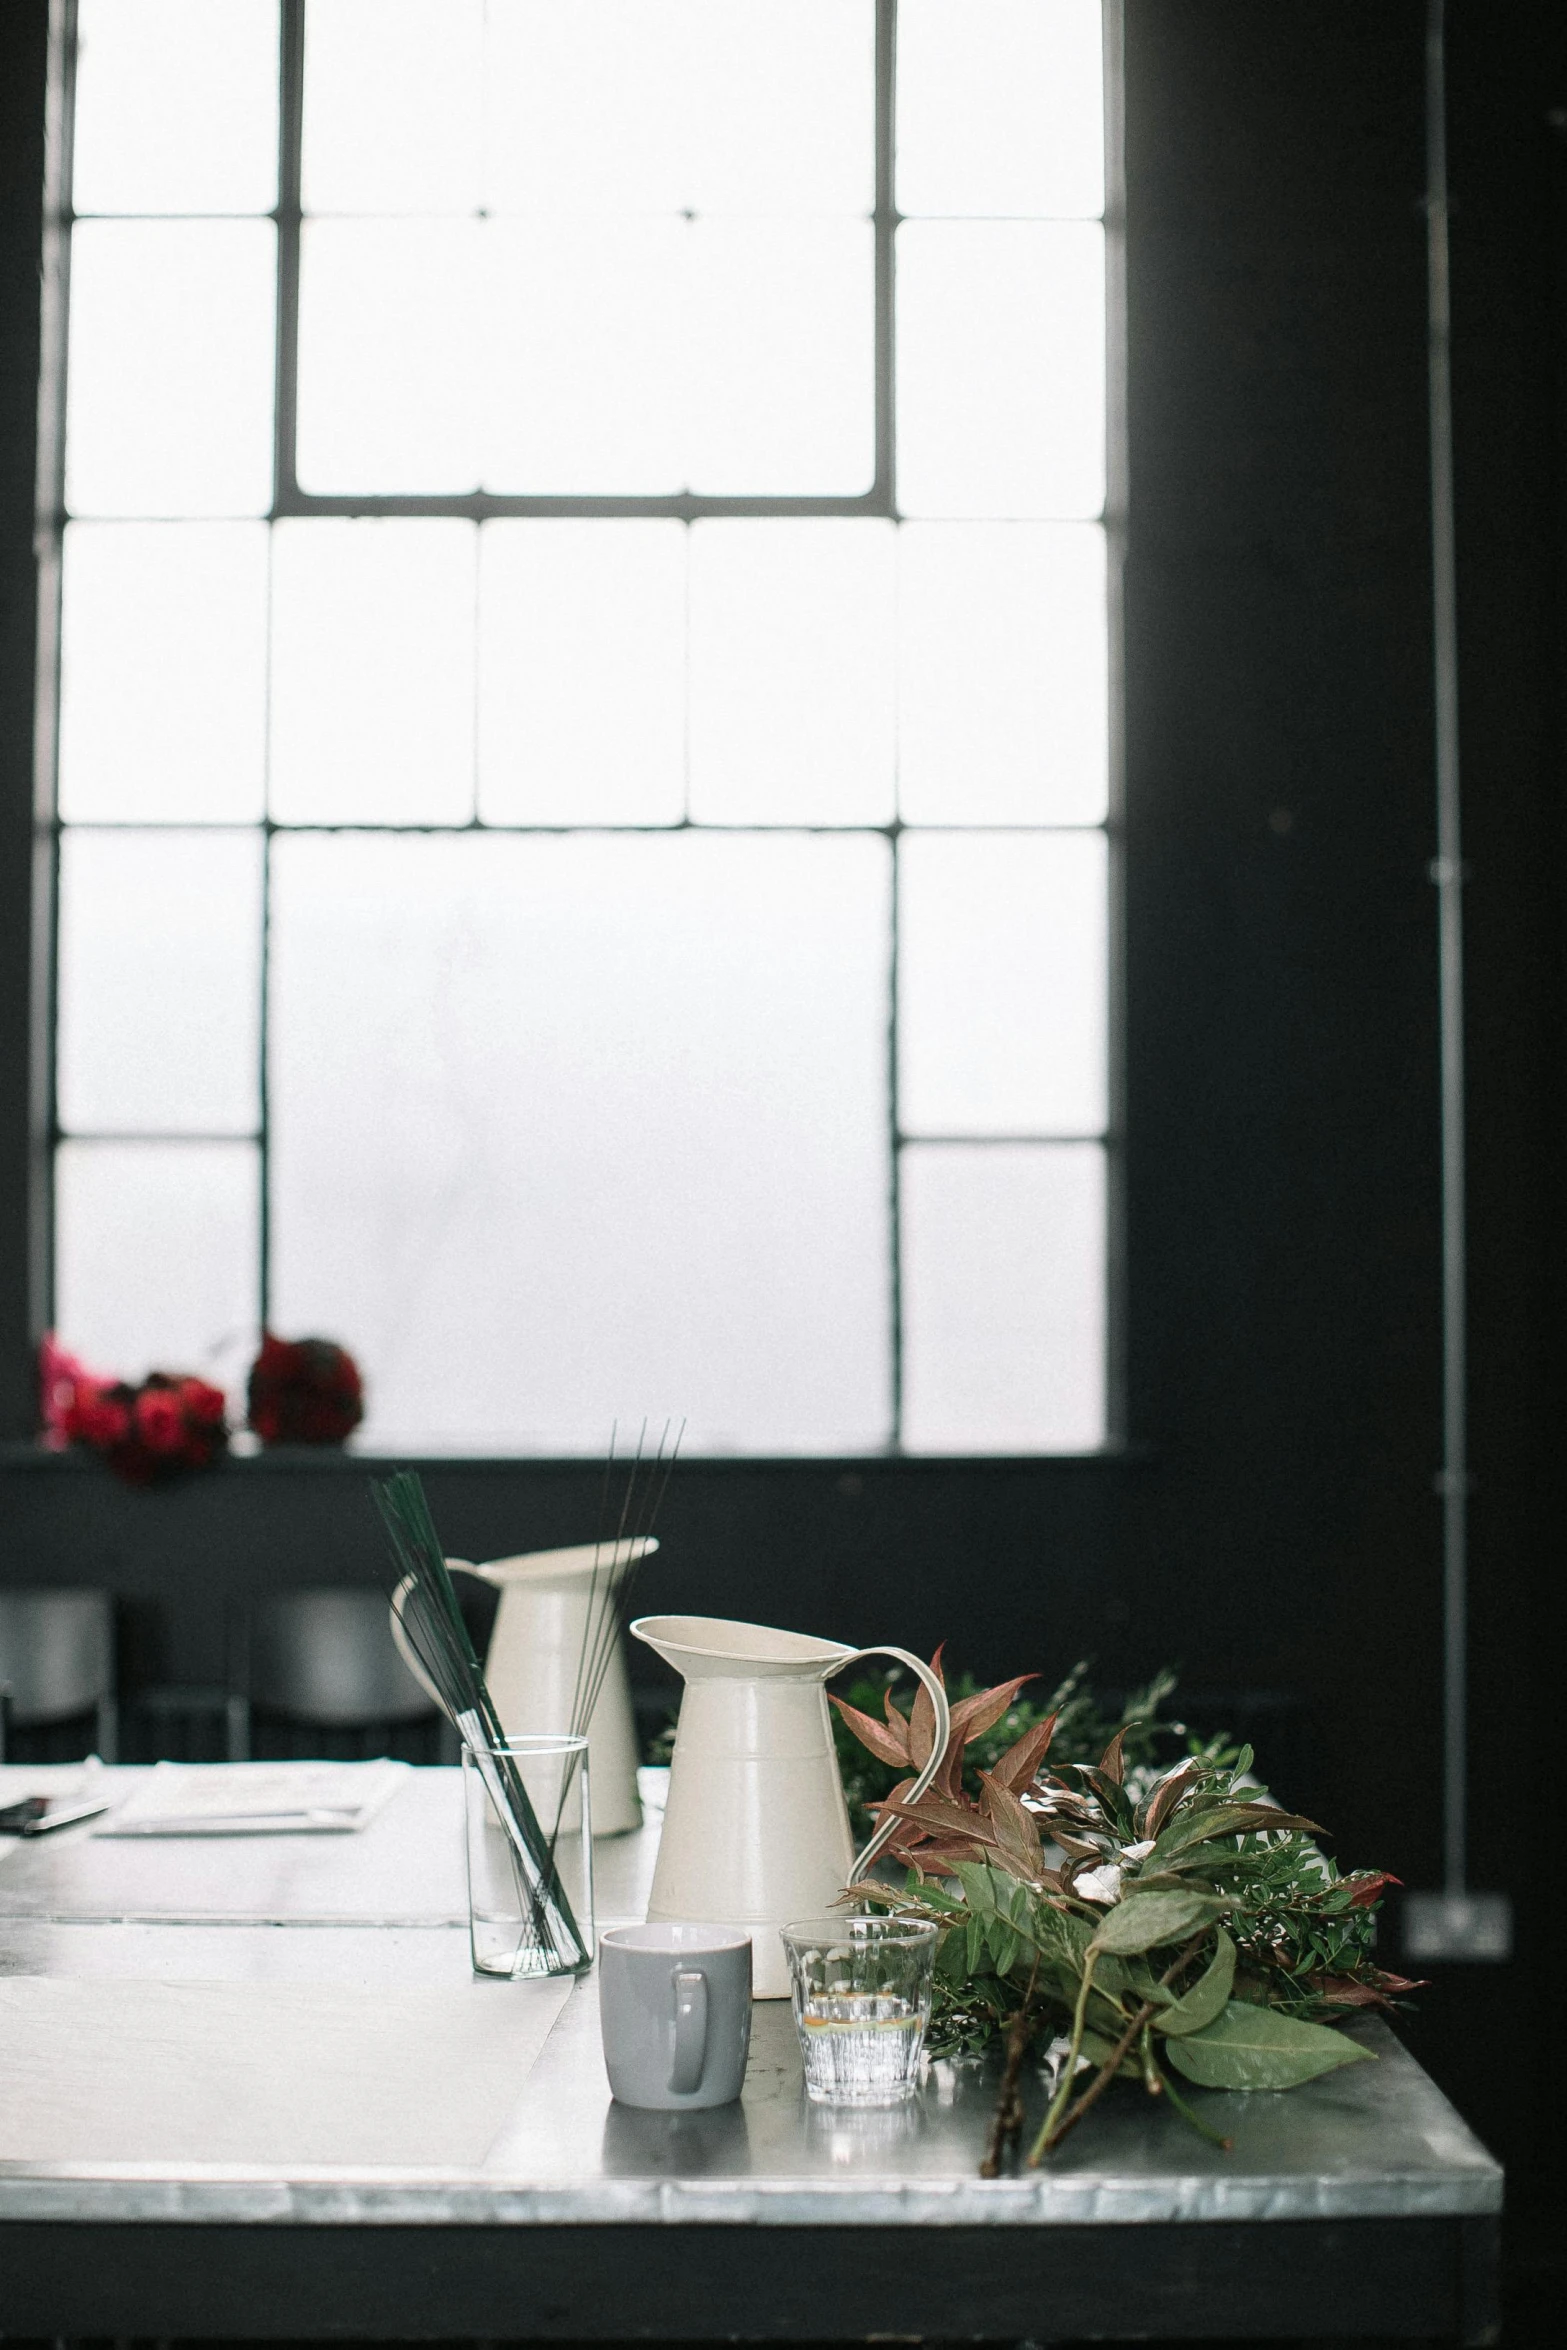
[462,1732,593,1979]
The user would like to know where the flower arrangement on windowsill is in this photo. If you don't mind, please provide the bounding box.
[41,1338,228,1487]
[40,1330,365,1484]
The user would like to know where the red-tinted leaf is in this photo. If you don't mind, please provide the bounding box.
[990,1713,1059,1794]
[1220,1802,1322,1832]
[1309,1978,1388,2009]
[1078,1765,1132,1817]
[829,1694,912,1768]
[877,1788,993,1842]
[934,1732,966,1802]
[1346,1870,1401,1909]
[1140,1759,1201,1840]
[1050,1830,1105,1861]
[1307,1967,1424,2012]
[908,1669,942,1770]
[978,1769,1045,1875]
[1098,1727,1127,1786]
[898,1833,996,1871]
[947,1674,1039,1749]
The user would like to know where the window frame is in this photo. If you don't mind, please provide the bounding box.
[17,0,1128,1461]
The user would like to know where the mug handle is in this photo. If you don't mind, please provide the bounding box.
[388,1561,488,1712]
[838,1645,952,1885]
[669,1968,709,2094]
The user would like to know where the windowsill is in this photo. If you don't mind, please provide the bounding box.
[0,1440,1151,1474]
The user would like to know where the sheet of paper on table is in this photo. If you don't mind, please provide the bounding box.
[93,1758,409,1836]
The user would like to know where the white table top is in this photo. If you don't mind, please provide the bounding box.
[0,1763,1502,2230]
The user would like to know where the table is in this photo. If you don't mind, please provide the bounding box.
[0,1764,1502,2344]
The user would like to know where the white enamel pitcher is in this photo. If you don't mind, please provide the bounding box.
[390,1539,652,1836]
[631,1614,951,1998]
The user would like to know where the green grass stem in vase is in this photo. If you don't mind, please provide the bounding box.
[373,1469,590,1975]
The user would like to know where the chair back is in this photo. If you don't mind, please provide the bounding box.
[0,1589,113,1726]
[248,1588,435,1726]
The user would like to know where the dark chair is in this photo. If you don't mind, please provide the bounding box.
[231,1588,447,1762]
[0,1588,118,1762]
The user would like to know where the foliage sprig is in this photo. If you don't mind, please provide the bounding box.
[832,1651,1419,2172]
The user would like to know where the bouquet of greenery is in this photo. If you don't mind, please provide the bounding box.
[832,1653,1418,2173]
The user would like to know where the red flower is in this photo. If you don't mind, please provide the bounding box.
[134,1383,188,1454]
[42,1344,230,1485]
[39,1333,95,1446]
[178,1376,227,1428]
[65,1379,132,1450]
[247,1332,364,1447]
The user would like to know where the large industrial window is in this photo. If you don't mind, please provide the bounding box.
[47,0,1116,1456]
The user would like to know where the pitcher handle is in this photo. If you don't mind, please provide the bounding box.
[389,1561,487,1714]
[837,1646,952,1886]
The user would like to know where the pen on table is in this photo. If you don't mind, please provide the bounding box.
[20,1798,111,1836]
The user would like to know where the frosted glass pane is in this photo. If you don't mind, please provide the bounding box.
[897,0,1104,219]
[270,833,892,1451]
[270,522,476,825]
[478,523,685,826]
[65,222,275,517]
[486,221,685,493]
[687,220,874,494]
[484,0,689,215]
[677,0,874,215]
[59,524,268,823]
[302,0,482,214]
[56,1141,259,1387]
[688,522,894,825]
[899,832,1107,1135]
[297,221,481,493]
[897,523,1108,825]
[485,219,871,493]
[896,222,1104,519]
[901,1142,1105,1452]
[57,832,262,1136]
[73,0,279,216]
[485,1,874,217]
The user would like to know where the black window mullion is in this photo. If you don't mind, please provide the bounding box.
[272,0,304,516]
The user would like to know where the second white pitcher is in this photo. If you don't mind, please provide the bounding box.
[631,1614,951,1999]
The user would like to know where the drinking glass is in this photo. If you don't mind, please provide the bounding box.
[781,1914,939,2104]
[462,1732,592,1979]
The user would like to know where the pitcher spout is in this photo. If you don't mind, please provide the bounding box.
[630,1614,853,1681]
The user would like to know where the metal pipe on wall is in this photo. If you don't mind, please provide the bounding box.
[1405,0,1510,1965]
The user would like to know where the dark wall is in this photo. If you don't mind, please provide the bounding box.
[0,0,1561,2279]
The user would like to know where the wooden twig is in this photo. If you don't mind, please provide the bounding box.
[1030,1999,1155,2160]
[980,1966,1041,2178]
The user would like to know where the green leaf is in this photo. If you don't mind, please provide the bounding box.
[1155,1928,1236,2037]
[1164,2001,1376,2091]
[1123,1959,1175,2008]
[1091,1951,1131,2001]
[953,1860,1001,1917]
[965,1912,985,1972]
[935,1925,970,1984]
[1089,1888,1227,1955]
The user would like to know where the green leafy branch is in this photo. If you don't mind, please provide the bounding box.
[835,1651,1421,2173]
